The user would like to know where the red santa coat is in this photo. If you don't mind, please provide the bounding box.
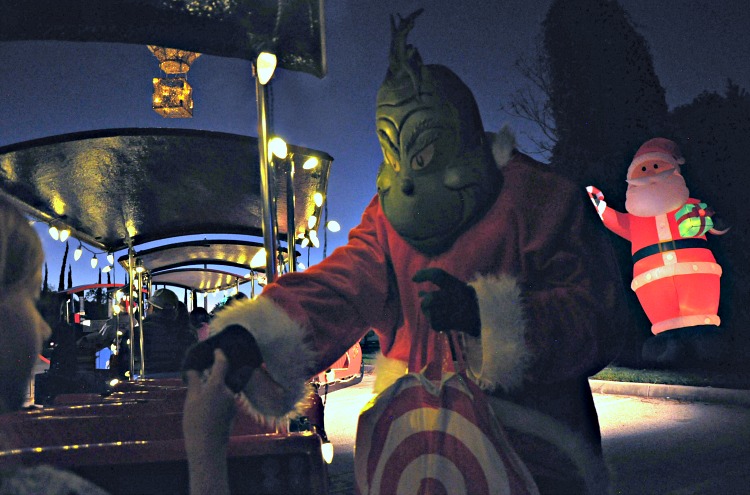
[209,147,625,450]
[599,201,722,334]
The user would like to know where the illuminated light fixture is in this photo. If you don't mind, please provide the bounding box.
[297,262,306,270]
[151,77,195,118]
[107,252,115,265]
[321,440,334,464]
[313,192,324,208]
[91,255,98,269]
[309,229,320,248]
[102,265,112,273]
[109,379,120,387]
[59,229,70,242]
[256,51,277,85]
[135,258,145,274]
[300,237,310,248]
[74,243,83,261]
[302,157,319,170]
[148,46,200,118]
[126,221,137,239]
[148,46,200,74]
[268,137,288,159]
[307,215,317,230]
[327,220,341,233]
[48,225,59,241]
[250,249,267,269]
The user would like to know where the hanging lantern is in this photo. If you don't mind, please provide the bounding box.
[148,46,200,118]
[152,77,195,118]
[148,46,201,74]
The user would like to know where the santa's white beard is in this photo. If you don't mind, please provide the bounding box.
[625,172,689,217]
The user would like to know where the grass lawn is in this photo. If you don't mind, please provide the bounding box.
[592,365,750,390]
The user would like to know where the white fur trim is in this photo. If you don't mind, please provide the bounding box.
[489,125,517,169]
[209,297,317,419]
[466,273,531,392]
[372,353,408,394]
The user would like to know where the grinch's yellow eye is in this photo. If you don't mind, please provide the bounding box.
[411,143,435,171]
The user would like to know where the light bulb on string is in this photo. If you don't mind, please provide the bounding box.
[107,252,114,265]
[74,243,83,261]
[48,225,59,241]
[302,157,319,170]
[313,192,324,208]
[91,255,98,269]
[102,265,112,273]
[327,220,341,233]
[309,229,319,248]
[268,137,288,159]
[59,229,70,242]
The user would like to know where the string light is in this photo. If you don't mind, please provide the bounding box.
[59,229,70,242]
[309,230,320,248]
[74,243,83,261]
[302,157,319,170]
[268,137,288,159]
[327,220,341,232]
[313,192,324,207]
[48,225,59,241]
[102,265,112,273]
[91,255,98,269]
[107,252,115,265]
[255,52,277,85]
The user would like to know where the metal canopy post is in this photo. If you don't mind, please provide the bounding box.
[139,272,147,377]
[127,244,137,381]
[254,63,279,284]
[287,157,296,272]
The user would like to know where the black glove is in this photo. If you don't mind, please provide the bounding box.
[182,325,264,393]
[413,268,481,336]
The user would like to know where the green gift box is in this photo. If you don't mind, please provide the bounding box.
[675,202,714,237]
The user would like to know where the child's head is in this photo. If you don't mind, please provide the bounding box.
[0,199,50,412]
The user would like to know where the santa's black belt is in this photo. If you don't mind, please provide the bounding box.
[632,238,707,264]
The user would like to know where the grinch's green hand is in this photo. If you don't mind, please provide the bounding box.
[413,268,481,336]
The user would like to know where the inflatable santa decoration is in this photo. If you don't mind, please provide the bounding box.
[587,138,727,335]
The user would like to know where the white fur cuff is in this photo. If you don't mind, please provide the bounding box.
[466,273,531,392]
[209,297,317,420]
[489,125,516,169]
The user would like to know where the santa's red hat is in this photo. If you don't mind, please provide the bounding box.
[627,137,685,179]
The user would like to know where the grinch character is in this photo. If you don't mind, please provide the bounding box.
[586,137,728,365]
[184,10,624,494]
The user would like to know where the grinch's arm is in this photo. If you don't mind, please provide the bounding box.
[585,186,631,240]
[185,196,398,421]
[454,181,628,393]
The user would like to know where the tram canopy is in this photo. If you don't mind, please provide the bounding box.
[0,128,333,251]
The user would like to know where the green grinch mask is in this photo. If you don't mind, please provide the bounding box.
[375,10,500,255]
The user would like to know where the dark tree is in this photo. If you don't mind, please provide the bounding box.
[543,0,669,208]
[43,263,49,292]
[502,38,556,159]
[670,81,750,363]
[67,264,73,290]
[58,241,69,291]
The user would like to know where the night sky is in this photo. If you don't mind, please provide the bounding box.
[1,0,748,300]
